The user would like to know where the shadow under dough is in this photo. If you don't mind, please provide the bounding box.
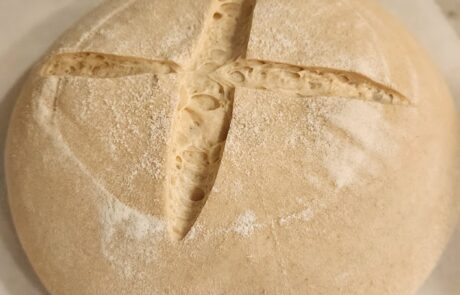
[0,0,103,294]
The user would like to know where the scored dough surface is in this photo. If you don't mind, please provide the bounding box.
[5,0,460,294]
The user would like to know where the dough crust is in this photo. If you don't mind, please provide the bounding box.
[5,0,460,294]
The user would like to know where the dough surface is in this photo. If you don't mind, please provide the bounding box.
[5,0,460,294]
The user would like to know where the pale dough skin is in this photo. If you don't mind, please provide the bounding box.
[5,0,460,294]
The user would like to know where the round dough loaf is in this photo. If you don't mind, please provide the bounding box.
[5,0,460,294]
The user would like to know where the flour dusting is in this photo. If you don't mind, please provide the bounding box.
[279,208,314,226]
[100,195,167,278]
[231,211,261,237]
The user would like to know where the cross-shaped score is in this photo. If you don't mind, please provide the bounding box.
[41,0,408,241]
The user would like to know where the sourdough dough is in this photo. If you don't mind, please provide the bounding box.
[5,0,460,294]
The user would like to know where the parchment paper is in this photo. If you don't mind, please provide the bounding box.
[0,0,458,294]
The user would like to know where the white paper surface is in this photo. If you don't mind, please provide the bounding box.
[0,1,458,294]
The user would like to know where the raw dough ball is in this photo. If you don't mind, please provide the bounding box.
[5,0,460,294]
